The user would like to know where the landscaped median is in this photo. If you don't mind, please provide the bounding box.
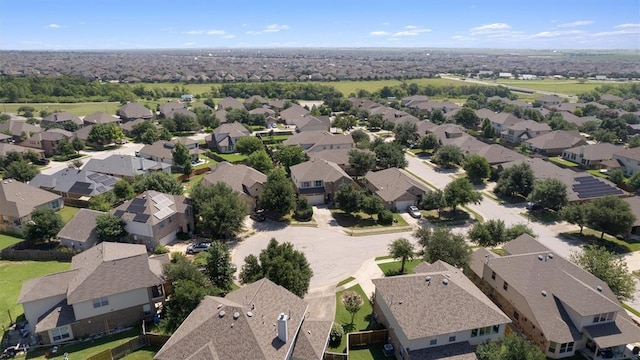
[329,209,412,236]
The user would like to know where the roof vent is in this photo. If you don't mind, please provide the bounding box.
[217,304,223,309]
[425,276,431,282]
[219,310,226,318]
[247,311,253,317]
[537,254,544,261]
[541,290,547,297]
[597,286,603,292]
[233,312,240,320]
[547,253,554,259]
[442,278,449,285]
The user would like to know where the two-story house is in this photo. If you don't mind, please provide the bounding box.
[609,147,640,176]
[468,234,640,359]
[114,191,194,248]
[201,162,267,211]
[561,143,621,169]
[0,119,42,142]
[525,130,587,156]
[373,261,511,360]
[29,168,118,201]
[41,112,83,129]
[283,131,354,152]
[503,120,552,144]
[205,122,251,153]
[139,139,201,167]
[18,242,167,345]
[117,102,153,122]
[475,108,523,134]
[20,129,74,157]
[83,112,121,126]
[0,179,63,235]
[363,168,430,211]
[290,159,353,205]
[83,155,171,181]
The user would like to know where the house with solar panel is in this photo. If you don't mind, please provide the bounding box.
[113,191,194,249]
[29,168,119,204]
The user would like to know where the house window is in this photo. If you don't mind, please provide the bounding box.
[143,304,152,316]
[314,180,323,187]
[492,325,500,334]
[548,342,557,353]
[607,312,614,321]
[593,314,600,323]
[513,311,519,320]
[559,343,567,353]
[471,329,478,337]
[491,271,496,280]
[503,281,508,291]
[301,181,311,188]
[429,339,437,346]
[448,336,456,342]
[93,296,109,308]
[567,342,574,352]
[51,326,71,342]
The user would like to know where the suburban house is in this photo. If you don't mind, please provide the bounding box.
[401,95,429,107]
[57,208,102,250]
[154,278,331,360]
[538,95,563,107]
[119,119,151,137]
[503,120,552,144]
[526,130,588,156]
[476,144,527,166]
[201,162,267,210]
[283,131,354,152]
[20,129,74,157]
[0,119,42,142]
[83,155,171,181]
[158,102,186,118]
[475,109,523,133]
[295,115,331,133]
[117,102,153,122]
[30,168,118,201]
[244,95,269,108]
[0,179,63,235]
[17,242,167,345]
[41,112,83,128]
[561,143,622,169]
[607,147,640,176]
[249,107,276,119]
[83,112,121,126]
[167,108,198,125]
[623,197,640,236]
[468,235,640,359]
[217,96,245,110]
[308,148,374,176]
[363,168,430,211]
[214,108,228,123]
[279,104,309,125]
[373,261,511,360]
[113,190,194,248]
[290,159,353,205]
[499,158,624,203]
[139,140,201,167]
[0,142,44,159]
[206,122,251,153]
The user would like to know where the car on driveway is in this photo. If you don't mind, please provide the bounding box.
[250,209,266,222]
[407,205,421,218]
[186,242,210,254]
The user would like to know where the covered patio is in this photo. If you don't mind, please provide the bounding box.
[580,316,640,359]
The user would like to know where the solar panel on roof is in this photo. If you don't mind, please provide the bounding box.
[69,182,93,195]
[133,213,150,223]
[93,175,108,183]
[152,194,170,204]
[153,207,174,220]
[102,178,117,186]
[114,210,125,218]
[131,198,146,206]
[127,205,146,214]
[87,173,101,181]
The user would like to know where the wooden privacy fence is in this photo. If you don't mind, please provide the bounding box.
[0,248,74,261]
[86,335,149,360]
[348,329,388,348]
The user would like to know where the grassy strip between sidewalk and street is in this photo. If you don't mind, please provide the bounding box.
[337,276,355,287]
[623,303,640,318]
[374,255,393,261]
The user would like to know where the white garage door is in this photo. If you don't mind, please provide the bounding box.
[158,230,178,246]
[304,194,326,206]
[395,200,415,212]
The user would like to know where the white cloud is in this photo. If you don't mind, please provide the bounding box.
[557,20,593,28]
[222,34,235,39]
[245,30,261,35]
[381,22,390,26]
[263,24,290,33]
[470,23,511,35]
[594,24,640,37]
[370,31,390,36]
[615,23,640,28]
[530,30,585,38]
[184,30,205,35]
[391,26,430,37]
[206,30,226,35]
[404,25,419,29]
[45,23,65,29]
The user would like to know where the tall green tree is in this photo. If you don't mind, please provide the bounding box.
[586,196,636,239]
[87,123,124,148]
[434,144,464,168]
[235,136,264,155]
[348,149,376,177]
[494,162,535,198]
[246,149,274,174]
[190,182,246,239]
[274,145,307,169]
[414,226,470,268]
[24,207,63,244]
[468,219,507,247]
[172,112,199,132]
[335,183,363,215]
[420,190,446,218]
[572,245,635,300]
[417,133,439,151]
[95,213,128,242]
[443,178,482,213]
[71,136,85,153]
[205,241,234,294]
[350,129,369,145]
[113,179,135,200]
[372,142,407,169]
[476,333,545,360]
[393,121,418,146]
[341,291,363,325]
[258,168,296,219]
[463,154,491,184]
[133,171,183,195]
[361,194,384,219]
[388,238,415,274]
[4,160,38,182]
[239,238,313,297]
[453,107,480,128]
[171,142,192,176]
[527,178,568,211]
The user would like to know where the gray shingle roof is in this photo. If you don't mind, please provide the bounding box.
[118,102,153,120]
[43,111,83,126]
[526,130,586,150]
[56,208,103,246]
[364,168,430,203]
[408,342,478,360]
[83,112,120,125]
[475,144,526,165]
[372,261,510,341]
[308,148,373,167]
[0,143,44,157]
[30,168,118,197]
[217,96,245,110]
[155,278,314,360]
[18,269,79,303]
[563,143,621,162]
[114,190,189,226]
[83,155,170,178]
[0,119,42,137]
[0,179,61,218]
[290,159,351,183]
[201,162,267,196]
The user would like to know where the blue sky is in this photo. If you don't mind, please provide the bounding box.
[1,0,639,50]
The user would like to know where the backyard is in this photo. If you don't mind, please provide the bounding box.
[58,206,80,224]
[330,284,378,353]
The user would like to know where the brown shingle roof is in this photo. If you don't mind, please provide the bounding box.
[83,112,120,125]
[290,159,351,183]
[17,269,79,303]
[201,162,267,196]
[526,130,586,150]
[56,208,103,246]
[0,179,61,218]
[614,147,640,162]
[372,261,510,341]
[364,168,430,203]
[118,102,153,120]
[563,143,621,161]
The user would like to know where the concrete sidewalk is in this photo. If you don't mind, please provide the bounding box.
[336,257,397,296]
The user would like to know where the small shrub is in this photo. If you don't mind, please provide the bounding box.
[293,198,313,221]
[154,244,169,254]
[329,322,344,347]
[377,210,393,225]
[176,232,191,241]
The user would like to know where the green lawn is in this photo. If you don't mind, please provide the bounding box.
[23,328,143,359]
[309,78,467,97]
[0,102,120,116]
[0,233,22,250]
[119,345,160,360]
[331,284,377,353]
[348,344,388,360]
[330,210,409,229]
[58,206,80,224]
[422,209,471,225]
[377,259,423,276]
[494,79,615,96]
[337,276,355,287]
[587,169,610,179]
[216,153,248,163]
[523,209,561,224]
[374,255,393,261]
[564,229,640,254]
[548,156,579,167]
[0,260,71,328]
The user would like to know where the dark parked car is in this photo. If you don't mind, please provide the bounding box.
[250,209,266,222]
[186,242,210,254]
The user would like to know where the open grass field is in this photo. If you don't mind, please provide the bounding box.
[0,233,22,250]
[494,79,619,95]
[330,284,376,353]
[0,102,121,117]
[0,260,71,328]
